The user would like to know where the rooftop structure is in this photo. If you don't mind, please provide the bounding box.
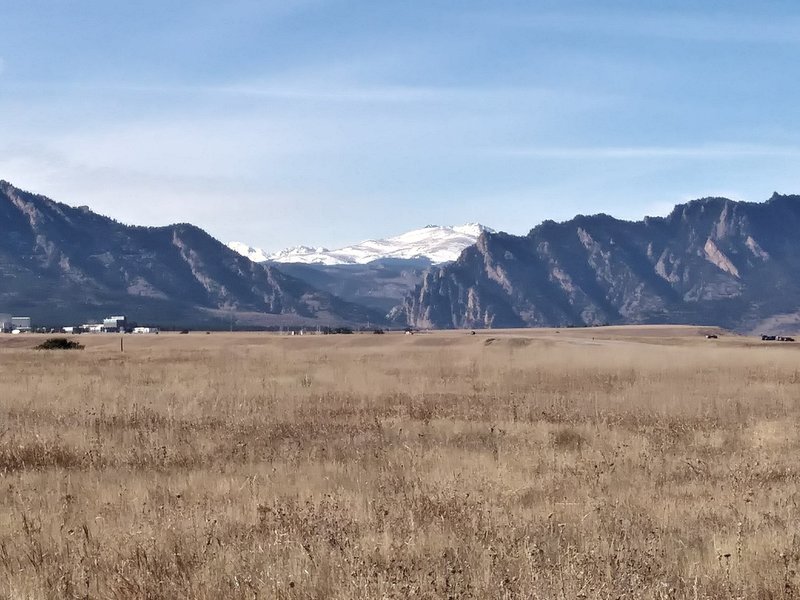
[102,315,127,332]
[11,316,31,331]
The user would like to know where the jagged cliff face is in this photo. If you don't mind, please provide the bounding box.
[0,181,383,326]
[395,194,800,331]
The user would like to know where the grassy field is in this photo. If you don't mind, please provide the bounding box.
[1,327,799,599]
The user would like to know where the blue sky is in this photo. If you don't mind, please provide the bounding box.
[2,1,800,250]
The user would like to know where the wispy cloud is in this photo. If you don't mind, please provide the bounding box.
[4,79,615,110]
[491,144,800,160]
[477,11,800,45]
[3,2,800,251]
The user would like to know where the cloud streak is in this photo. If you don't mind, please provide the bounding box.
[3,79,616,110]
[491,144,800,160]
[477,10,800,45]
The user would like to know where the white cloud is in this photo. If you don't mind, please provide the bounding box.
[13,78,614,111]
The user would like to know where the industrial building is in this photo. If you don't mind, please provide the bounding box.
[0,314,32,332]
[0,312,161,334]
[102,315,127,332]
[11,316,31,332]
[133,326,159,334]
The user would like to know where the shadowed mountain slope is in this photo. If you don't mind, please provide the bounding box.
[0,181,383,327]
[394,194,800,333]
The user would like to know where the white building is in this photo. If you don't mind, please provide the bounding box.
[11,316,31,331]
[103,315,127,332]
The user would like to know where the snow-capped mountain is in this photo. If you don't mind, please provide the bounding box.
[228,223,493,266]
[226,242,271,263]
[266,245,333,263]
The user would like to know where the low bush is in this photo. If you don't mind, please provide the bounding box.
[35,338,84,350]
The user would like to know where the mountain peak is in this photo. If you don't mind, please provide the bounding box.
[396,193,800,332]
[0,180,384,327]
[228,223,493,265]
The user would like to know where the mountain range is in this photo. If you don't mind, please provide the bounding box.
[228,223,491,265]
[394,194,800,333]
[228,224,492,313]
[3,179,800,333]
[0,181,382,328]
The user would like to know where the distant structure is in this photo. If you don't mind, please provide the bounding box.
[0,312,162,334]
[761,334,796,342]
[102,315,127,333]
[11,316,31,332]
[133,326,159,334]
[66,317,160,334]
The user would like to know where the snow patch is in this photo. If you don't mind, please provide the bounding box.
[227,242,271,263]
[228,223,493,265]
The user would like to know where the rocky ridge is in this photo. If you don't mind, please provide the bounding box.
[394,194,800,333]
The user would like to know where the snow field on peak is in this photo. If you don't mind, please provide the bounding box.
[228,223,493,265]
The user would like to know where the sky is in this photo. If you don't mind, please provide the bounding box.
[2,1,800,251]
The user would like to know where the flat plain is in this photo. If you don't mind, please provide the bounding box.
[1,326,799,599]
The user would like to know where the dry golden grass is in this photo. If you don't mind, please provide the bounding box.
[1,328,799,599]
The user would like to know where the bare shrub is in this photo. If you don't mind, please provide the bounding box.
[35,337,84,350]
[550,426,586,452]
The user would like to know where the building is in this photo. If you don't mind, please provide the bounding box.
[133,326,159,334]
[102,315,127,332]
[0,314,11,333]
[11,316,31,332]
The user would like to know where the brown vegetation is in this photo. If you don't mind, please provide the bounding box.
[1,329,799,598]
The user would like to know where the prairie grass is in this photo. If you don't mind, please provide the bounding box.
[0,329,799,598]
